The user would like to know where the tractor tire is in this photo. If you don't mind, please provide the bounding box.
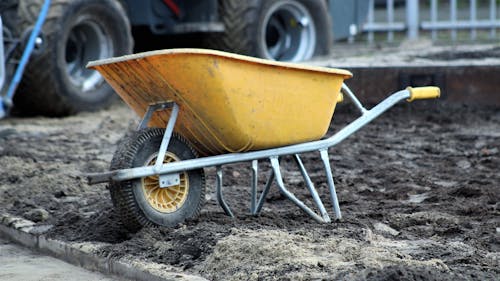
[0,0,19,76]
[208,0,332,62]
[0,1,18,32]
[12,0,133,116]
[109,128,206,232]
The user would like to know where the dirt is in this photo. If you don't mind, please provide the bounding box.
[313,44,500,68]
[415,46,500,61]
[0,101,499,280]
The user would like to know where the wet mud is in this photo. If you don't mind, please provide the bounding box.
[1,102,499,280]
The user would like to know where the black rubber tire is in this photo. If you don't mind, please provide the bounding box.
[0,1,18,31]
[207,0,332,61]
[109,128,205,232]
[0,0,20,78]
[12,0,133,116]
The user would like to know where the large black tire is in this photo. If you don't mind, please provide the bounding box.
[12,0,133,116]
[0,1,18,32]
[109,128,206,232]
[0,0,19,79]
[208,0,332,62]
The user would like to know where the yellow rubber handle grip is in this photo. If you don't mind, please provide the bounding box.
[407,86,441,102]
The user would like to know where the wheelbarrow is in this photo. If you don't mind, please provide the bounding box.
[86,49,440,231]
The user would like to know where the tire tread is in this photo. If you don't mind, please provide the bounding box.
[109,128,205,232]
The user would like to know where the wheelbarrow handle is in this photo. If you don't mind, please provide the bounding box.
[406,86,441,102]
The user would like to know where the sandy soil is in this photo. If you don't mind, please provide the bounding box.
[0,100,499,280]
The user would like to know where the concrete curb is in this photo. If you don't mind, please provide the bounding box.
[310,44,500,107]
[0,213,207,281]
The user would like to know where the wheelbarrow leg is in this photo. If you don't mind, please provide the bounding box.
[293,154,331,223]
[250,160,258,214]
[320,149,342,220]
[216,166,234,217]
[269,156,326,223]
[252,169,275,215]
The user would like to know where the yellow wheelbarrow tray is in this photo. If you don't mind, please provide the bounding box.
[86,49,440,227]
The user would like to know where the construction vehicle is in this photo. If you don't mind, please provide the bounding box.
[0,0,368,118]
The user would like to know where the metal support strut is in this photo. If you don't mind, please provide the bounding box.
[154,103,179,172]
[320,149,341,219]
[140,102,181,188]
[216,166,234,217]
[252,169,275,216]
[250,160,258,213]
[269,156,327,223]
[293,154,331,222]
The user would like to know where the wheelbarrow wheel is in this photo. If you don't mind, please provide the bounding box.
[109,128,205,232]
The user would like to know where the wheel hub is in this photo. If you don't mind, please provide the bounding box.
[261,1,316,62]
[141,152,189,213]
[65,16,112,92]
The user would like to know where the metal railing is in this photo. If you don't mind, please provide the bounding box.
[363,0,500,43]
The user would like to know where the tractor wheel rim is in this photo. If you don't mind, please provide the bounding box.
[65,16,113,92]
[141,152,189,213]
[260,1,316,62]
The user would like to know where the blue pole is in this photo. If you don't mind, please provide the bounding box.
[0,0,51,118]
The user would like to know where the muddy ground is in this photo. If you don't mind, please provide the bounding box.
[0,100,499,280]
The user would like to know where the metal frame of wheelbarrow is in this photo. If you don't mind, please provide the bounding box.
[88,84,439,223]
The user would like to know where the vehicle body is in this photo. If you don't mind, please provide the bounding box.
[0,0,369,117]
